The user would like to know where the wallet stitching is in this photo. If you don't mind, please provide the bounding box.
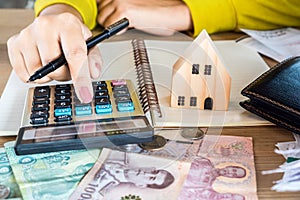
[244,103,300,132]
[244,91,300,115]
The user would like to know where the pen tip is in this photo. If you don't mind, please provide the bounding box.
[27,76,36,83]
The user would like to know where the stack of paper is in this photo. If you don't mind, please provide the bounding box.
[262,133,300,192]
[238,28,300,62]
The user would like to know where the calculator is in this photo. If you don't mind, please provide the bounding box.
[15,79,153,155]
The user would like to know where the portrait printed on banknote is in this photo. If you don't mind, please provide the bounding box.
[178,135,258,200]
[70,148,191,200]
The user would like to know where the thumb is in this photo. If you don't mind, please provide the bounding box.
[82,24,93,40]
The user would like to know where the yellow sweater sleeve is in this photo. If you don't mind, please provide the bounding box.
[183,0,300,36]
[34,0,98,30]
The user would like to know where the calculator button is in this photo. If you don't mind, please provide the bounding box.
[34,86,50,98]
[56,84,71,90]
[93,81,107,86]
[55,101,71,109]
[95,91,109,98]
[55,88,71,96]
[30,116,48,125]
[30,110,49,118]
[32,97,49,105]
[55,115,72,122]
[113,84,128,91]
[117,102,134,112]
[95,85,108,91]
[55,94,71,102]
[32,103,49,111]
[115,96,132,103]
[113,89,130,98]
[95,104,112,114]
[54,108,72,117]
[111,79,126,86]
[95,97,110,105]
[75,104,92,116]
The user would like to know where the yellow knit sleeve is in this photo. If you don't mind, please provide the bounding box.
[230,0,300,31]
[182,0,300,37]
[182,0,236,36]
[34,0,98,30]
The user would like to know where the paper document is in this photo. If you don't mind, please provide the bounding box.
[238,28,300,62]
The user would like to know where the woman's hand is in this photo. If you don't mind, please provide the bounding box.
[7,4,102,103]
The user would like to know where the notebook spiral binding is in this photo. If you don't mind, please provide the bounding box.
[131,39,162,118]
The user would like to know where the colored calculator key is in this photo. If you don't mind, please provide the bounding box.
[16,79,153,155]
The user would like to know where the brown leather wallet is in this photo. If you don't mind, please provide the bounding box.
[240,56,300,134]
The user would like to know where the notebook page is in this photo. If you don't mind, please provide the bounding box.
[0,71,31,135]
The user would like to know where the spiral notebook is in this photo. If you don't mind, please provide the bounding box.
[0,38,271,135]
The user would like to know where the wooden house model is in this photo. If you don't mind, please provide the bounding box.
[170,30,231,110]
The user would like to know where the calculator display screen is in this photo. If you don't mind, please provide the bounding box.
[21,118,148,143]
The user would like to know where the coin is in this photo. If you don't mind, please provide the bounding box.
[138,135,167,151]
[117,144,143,153]
[0,184,10,199]
[180,127,206,140]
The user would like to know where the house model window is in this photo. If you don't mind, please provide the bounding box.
[190,96,197,107]
[204,64,212,75]
[192,64,200,74]
[170,30,231,111]
[178,96,185,106]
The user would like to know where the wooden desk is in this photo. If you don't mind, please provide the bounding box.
[0,9,299,199]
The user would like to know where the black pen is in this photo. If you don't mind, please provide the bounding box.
[28,18,129,82]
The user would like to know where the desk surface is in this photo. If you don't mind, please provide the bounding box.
[1,9,299,199]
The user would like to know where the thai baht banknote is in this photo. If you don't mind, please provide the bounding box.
[4,141,100,200]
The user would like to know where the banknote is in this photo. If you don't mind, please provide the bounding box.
[0,148,22,199]
[178,135,258,200]
[4,141,100,200]
[69,148,191,200]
